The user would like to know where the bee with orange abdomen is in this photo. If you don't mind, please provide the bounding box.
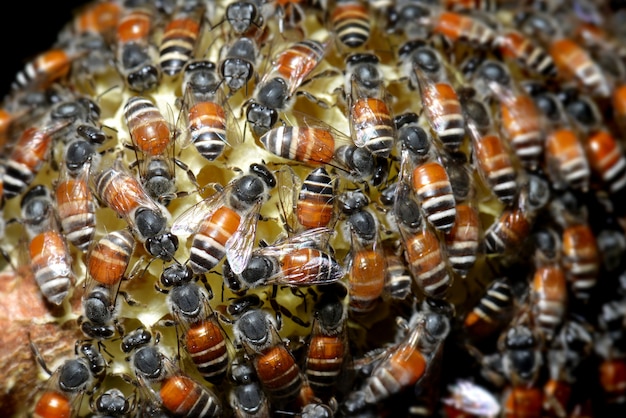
[114,3,161,92]
[329,0,371,49]
[86,229,136,289]
[157,263,230,384]
[20,185,74,306]
[461,89,518,206]
[276,165,337,234]
[388,179,452,300]
[171,163,275,275]
[530,228,567,341]
[399,41,466,153]
[123,331,222,417]
[561,223,599,301]
[429,8,498,49]
[550,191,600,301]
[54,140,98,252]
[10,48,76,93]
[181,60,242,162]
[305,283,349,399]
[79,228,135,340]
[464,277,515,342]
[345,309,451,410]
[523,83,591,192]
[246,38,329,137]
[234,307,305,405]
[466,59,546,171]
[32,391,73,418]
[72,0,121,38]
[497,29,557,77]
[412,159,457,233]
[517,10,611,98]
[342,192,385,314]
[584,130,626,195]
[344,52,395,158]
[484,173,550,255]
[31,341,107,418]
[545,126,590,192]
[94,157,178,261]
[442,152,481,277]
[444,202,481,278]
[382,240,413,301]
[260,111,354,169]
[225,226,343,293]
[124,95,196,206]
[3,119,69,200]
[158,1,205,76]
[549,36,612,99]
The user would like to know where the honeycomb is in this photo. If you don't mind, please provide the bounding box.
[1,0,626,417]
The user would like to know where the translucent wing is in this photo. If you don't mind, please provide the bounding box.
[170,185,229,236]
[226,199,262,275]
[275,164,300,234]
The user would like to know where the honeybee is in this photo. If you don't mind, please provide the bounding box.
[530,227,567,341]
[549,191,600,301]
[233,307,305,405]
[89,387,134,417]
[3,118,70,200]
[524,83,591,192]
[517,10,611,98]
[123,95,181,206]
[20,185,74,306]
[224,0,267,35]
[342,195,385,314]
[219,35,264,95]
[181,60,242,162]
[464,277,515,342]
[246,38,330,137]
[158,1,205,76]
[585,129,626,196]
[461,88,519,205]
[229,353,271,418]
[497,29,557,78]
[344,52,395,159]
[484,174,550,255]
[94,157,178,261]
[399,41,466,153]
[329,0,372,49]
[390,180,452,300]
[114,3,161,92]
[156,263,230,383]
[72,0,121,38]
[54,140,98,252]
[171,163,275,275]
[122,327,223,416]
[305,283,349,399]
[276,164,337,234]
[259,111,354,171]
[10,47,77,93]
[224,226,343,290]
[344,309,451,410]
[466,59,546,171]
[382,240,413,301]
[31,341,107,417]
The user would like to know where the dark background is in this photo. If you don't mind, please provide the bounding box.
[0,0,92,100]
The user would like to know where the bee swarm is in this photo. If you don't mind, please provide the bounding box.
[2,0,626,417]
